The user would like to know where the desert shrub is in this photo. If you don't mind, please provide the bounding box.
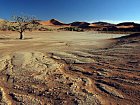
[38,27,53,31]
[58,27,83,32]
[0,21,9,31]
[8,26,16,31]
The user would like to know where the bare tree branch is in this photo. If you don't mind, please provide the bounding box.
[11,15,38,39]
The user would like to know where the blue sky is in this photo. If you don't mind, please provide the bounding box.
[0,0,140,23]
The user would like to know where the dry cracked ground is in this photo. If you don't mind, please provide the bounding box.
[0,31,139,105]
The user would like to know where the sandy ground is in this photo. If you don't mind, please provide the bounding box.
[0,31,126,53]
[0,31,139,105]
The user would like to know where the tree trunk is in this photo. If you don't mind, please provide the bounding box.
[19,32,23,39]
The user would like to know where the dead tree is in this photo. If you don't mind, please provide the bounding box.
[12,15,37,39]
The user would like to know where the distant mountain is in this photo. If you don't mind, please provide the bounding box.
[116,22,139,26]
[116,22,140,31]
[1,17,140,32]
[70,22,90,28]
[39,19,66,26]
[39,20,91,28]
[90,22,114,27]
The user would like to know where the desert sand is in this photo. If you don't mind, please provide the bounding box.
[0,31,139,105]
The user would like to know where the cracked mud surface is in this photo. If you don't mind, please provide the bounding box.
[0,31,139,105]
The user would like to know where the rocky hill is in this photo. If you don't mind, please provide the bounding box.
[1,18,140,32]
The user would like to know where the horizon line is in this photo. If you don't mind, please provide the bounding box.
[1,17,140,24]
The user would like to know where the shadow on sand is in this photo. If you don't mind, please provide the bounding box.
[0,37,33,40]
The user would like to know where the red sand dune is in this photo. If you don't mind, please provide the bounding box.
[39,19,66,26]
